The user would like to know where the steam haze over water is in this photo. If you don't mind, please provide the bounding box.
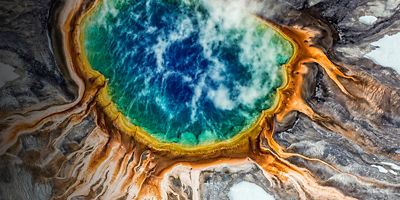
[83,0,293,145]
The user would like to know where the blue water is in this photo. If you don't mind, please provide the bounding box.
[83,0,293,145]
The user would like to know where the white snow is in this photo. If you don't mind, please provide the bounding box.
[228,181,275,200]
[371,165,388,173]
[381,162,400,170]
[389,170,398,175]
[0,62,19,88]
[364,32,400,74]
[358,16,377,25]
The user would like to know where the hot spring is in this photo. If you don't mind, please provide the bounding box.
[82,0,293,145]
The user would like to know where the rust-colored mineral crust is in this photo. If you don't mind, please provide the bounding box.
[2,0,400,199]
[53,0,358,198]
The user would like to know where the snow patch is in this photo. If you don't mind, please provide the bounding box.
[389,170,398,175]
[364,32,400,74]
[371,165,388,173]
[381,162,400,171]
[358,16,377,25]
[0,63,19,88]
[228,181,275,200]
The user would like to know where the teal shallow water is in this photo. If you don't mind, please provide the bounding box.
[83,0,293,145]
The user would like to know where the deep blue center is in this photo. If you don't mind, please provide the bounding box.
[83,0,293,145]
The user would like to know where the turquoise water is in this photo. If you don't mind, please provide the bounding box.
[83,0,293,145]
